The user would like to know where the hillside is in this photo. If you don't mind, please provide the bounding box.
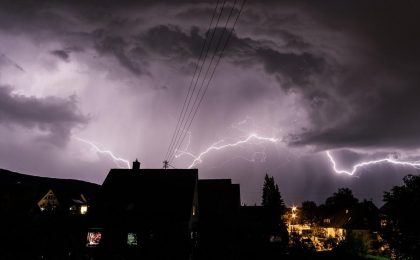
[0,168,100,213]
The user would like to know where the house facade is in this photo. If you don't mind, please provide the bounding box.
[88,162,199,259]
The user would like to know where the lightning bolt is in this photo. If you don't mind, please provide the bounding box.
[326,151,420,175]
[175,133,279,168]
[74,137,130,169]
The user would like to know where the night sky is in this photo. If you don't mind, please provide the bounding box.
[1,0,420,206]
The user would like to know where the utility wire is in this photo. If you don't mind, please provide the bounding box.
[167,0,228,161]
[169,0,238,162]
[166,0,227,161]
[169,0,236,163]
[165,0,222,160]
[169,0,247,164]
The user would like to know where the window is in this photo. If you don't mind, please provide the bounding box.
[127,233,138,246]
[80,205,88,215]
[381,219,387,227]
[87,231,102,247]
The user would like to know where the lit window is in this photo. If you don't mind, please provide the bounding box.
[87,231,102,247]
[192,205,196,216]
[127,233,138,246]
[80,205,88,215]
[381,219,387,227]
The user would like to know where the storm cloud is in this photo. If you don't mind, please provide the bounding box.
[1,0,420,205]
[0,85,88,146]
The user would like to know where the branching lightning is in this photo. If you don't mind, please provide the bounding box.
[326,151,420,175]
[175,133,280,169]
[74,137,130,169]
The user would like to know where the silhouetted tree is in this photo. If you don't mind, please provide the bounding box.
[262,174,286,214]
[325,188,358,214]
[300,201,317,224]
[261,174,288,247]
[382,174,420,259]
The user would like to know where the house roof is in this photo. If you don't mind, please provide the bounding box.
[96,168,198,226]
[324,201,380,230]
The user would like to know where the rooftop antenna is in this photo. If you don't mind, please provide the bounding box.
[163,160,169,169]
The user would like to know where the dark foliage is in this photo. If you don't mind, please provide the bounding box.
[382,174,420,259]
[262,173,286,215]
[300,201,318,224]
[261,174,288,248]
[325,188,359,215]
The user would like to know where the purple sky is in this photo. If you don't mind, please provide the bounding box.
[1,0,420,206]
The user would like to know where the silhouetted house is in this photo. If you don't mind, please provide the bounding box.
[197,179,241,260]
[90,163,199,260]
[239,206,272,243]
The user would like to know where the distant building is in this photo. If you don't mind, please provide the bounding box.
[37,189,59,212]
[37,189,89,214]
[285,201,383,252]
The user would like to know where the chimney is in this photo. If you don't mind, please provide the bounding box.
[132,159,140,170]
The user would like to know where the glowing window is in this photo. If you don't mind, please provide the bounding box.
[80,205,88,215]
[87,231,102,247]
[127,233,138,246]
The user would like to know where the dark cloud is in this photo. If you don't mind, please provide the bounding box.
[94,33,148,75]
[50,50,70,62]
[1,0,420,205]
[141,25,203,61]
[254,48,325,86]
[283,1,420,150]
[139,24,325,86]
[0,85,88,146]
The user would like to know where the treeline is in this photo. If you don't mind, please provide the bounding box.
[261,173,420,259]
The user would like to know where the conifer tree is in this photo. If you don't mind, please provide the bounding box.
[262,174,285,214]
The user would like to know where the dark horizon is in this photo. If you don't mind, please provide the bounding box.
[0,164,395,208]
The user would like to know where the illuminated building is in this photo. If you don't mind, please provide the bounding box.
[284,201,383,252]
[37,189,90,214]
[37,189,59,212]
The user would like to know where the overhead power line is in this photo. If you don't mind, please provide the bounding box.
[166,0,247,165]
[165,0,225,161]
[169,0,247,164]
